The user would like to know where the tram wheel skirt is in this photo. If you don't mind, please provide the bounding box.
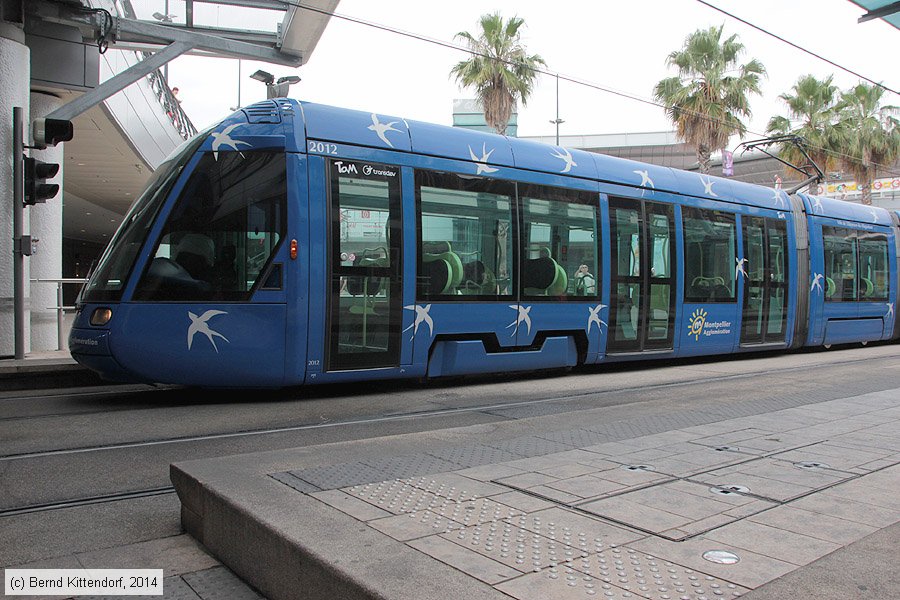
[426,336,578,378]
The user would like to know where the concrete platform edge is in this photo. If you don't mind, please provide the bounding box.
[170,461,508,600]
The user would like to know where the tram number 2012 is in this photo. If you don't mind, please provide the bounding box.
[308,141,338,155]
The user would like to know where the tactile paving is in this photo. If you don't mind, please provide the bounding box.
[536,429,616,448]
[361,453,462,480]
[442,520,586,573]
[288,461,387,490]
[268,471,322,493]
[343,479,462,515]
[487,435,580,458]
[497,546,749,599]
[424,444,525,467]
[182,566,263,600]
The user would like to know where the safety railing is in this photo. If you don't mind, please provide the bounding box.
[94,0,198,140]
[147,69,197,139]
[31,278,89,351]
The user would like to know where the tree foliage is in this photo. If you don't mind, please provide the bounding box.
[766,75,841,193]
[653,25,765,174]
[834,83,900,205]
[451,12,546,136]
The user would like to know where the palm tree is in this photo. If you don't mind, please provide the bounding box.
[834,83,900,205]
[451,12,546,136]
[653,25,765,174]
[767,75,840,194]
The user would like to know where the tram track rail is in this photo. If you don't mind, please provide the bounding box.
[0,487,177,518]
[2,348,899,522]
[1,349,897,463]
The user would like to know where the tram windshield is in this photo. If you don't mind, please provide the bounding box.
[80,127,212,302]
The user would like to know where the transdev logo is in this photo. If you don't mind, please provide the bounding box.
[687,307,733,341]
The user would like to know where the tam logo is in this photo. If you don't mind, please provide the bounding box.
[334,161,358,175]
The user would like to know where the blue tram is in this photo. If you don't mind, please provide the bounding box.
[69,100,900,387]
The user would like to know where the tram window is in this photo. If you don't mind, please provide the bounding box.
[415,170,515,299]
[858,233,889,301]
[823,227,857,302]
[683,208,736,303]
[134,151,286,301]
[81,128,210,302]
[520,185,598,299]
[335,176,392,270]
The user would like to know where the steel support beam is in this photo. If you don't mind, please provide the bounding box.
[190,0,288,9]
[46,40,194,122]
[113,17,304,66]
[858,1,900,23]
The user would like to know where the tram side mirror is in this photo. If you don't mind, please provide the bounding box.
[33,118,74,148]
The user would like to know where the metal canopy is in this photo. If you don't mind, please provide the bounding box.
[848,0,900,29]
[33,0,338,122]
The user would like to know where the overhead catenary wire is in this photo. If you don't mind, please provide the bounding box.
[696,0,900,98]
[273,0,898,178]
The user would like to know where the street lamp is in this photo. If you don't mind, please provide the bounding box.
[230,59,242,111]
[153,7,177,82]
[549,73,564,146]
[250,69,301,99]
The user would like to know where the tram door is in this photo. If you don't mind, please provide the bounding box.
[608,198,676,353]
[741,217,788,345]
[326,160,403,371]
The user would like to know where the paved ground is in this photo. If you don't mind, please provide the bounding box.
[3,346,900,599]
[174,377,900,599]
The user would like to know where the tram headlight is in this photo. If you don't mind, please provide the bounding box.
[90,307,113,326]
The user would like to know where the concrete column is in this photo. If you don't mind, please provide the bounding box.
[0,25,30,357]
[29,92,65,351]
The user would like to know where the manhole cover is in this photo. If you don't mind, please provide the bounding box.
[703,549,740,564]
[709,484,750,496]
[795,461,831,470]
[621,465,653,472]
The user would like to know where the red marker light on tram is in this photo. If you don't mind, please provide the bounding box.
[290,239,298,260]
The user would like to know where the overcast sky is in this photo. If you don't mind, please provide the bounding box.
[146,0,898,145]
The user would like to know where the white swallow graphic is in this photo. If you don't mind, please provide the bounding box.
[551,147,577,173]
[588,304,608,334]
[735,258,748,280]
[469,144,499,175]
[634,170,655,188]
[402,304,434,340]
[868,207,879,221]
[210,124,250,160]
[887,303,895,319]
[187,310,229,352]
[777,212,786,220]
[810,273,824,294]
[506,304,532,336]
[701,176,718,197]
[772,189,786,208]
[367,113,401,148]
[812,197,824,214]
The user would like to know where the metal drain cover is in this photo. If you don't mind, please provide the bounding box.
[621,464,653,472]
[709,484,750,496]
[795,461,831,470]
[703,549,741,564]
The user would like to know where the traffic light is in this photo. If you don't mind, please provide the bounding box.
[24,156,60,205]
[32,118,73,148]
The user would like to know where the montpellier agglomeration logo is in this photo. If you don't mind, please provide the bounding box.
[688,308,708,341]
[687,307,733,342]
